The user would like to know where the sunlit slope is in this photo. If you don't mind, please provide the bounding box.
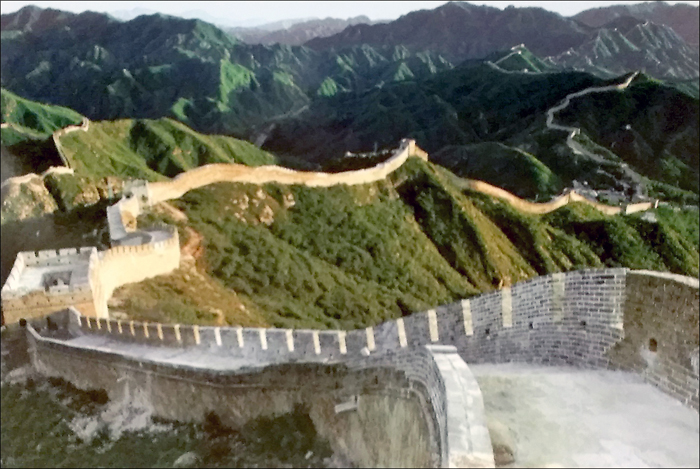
[1,88,83,145]
[1,89,84,181]
[118,157,698,330]
[58,118,278,180]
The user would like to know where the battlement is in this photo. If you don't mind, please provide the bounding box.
[19,267,699,468]
[70,268,627,363]
[58,268,697,413]
[1,246,102,324]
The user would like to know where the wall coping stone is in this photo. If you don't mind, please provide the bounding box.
[630,270,699,289]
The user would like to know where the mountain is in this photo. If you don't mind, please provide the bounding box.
[1,88,84,181]
[263,65,698,200]
[0,7,452,137]
[1,88,83,143]
[548,16,699,80]
[1,5,697,202]
[227,16,376,46]
[306,2,592,62]
[306,2,699,81]
[0,5,75,34]
[56,117,277,181]
[573,1,700,49]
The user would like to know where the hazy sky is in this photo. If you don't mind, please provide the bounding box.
[2,1,699,27]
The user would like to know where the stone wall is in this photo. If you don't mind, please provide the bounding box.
[70,269,624,369]
[19,267,699,469]
[25,316,461,468]
[68,267,697,412]
[462,179,627,216]
[148,139,419,204]
[1,247,103,324]
[609,271,699,410]
[52,117,89,168]
[97,226,180,300]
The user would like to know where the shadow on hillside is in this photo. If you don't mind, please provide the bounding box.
[1,138,63,184]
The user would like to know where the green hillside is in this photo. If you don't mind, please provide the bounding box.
[108,157,698,329]
[431,143,562,199]
[1,11,452,137]
[58,118,277,180]
[1,88,83,145]
[1,88,84,180]
[266,65,698,201]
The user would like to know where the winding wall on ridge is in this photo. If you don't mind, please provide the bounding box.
[147,139,425,204]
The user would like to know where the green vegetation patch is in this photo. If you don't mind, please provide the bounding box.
[1,88,83,142]
[432,142,562,199]
[59,118,276,180]
[219,60,257,105]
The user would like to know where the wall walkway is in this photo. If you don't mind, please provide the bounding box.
[19,267,700,467]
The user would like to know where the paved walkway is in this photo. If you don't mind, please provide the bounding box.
[471,363,699,468]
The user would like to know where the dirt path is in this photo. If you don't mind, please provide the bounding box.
[181,227,204,260]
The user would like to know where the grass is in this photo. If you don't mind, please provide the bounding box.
[431,142,563,199]
[1,88,83,142]
[110,263,269,328]
[59,118,277,180]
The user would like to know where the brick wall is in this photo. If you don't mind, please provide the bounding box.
[609,271,699,410]
[67,268,698,413]
[19,267,699,468]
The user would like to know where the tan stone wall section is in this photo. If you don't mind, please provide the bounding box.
[96,228,181,300]
[461,179,623,215]
[52,117,90,168]
[149,139,417,204]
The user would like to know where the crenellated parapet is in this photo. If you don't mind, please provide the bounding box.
[57,267,698,413]
[20,267,698,468]
[1,247,103,324]
[68,269,631,370]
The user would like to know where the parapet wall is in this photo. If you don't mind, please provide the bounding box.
[25,316,461,468]
[71,269,625,366]
[67,268,698,412]
[21,267,698,468]
[609,271,699,410]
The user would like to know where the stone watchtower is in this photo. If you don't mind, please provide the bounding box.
[1,247,106,325]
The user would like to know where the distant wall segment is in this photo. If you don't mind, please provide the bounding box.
[52,117,89,168]
[147,138,424,204]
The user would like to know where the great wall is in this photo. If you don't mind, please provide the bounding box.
[5,267,698,467]
[2,71,698,467]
